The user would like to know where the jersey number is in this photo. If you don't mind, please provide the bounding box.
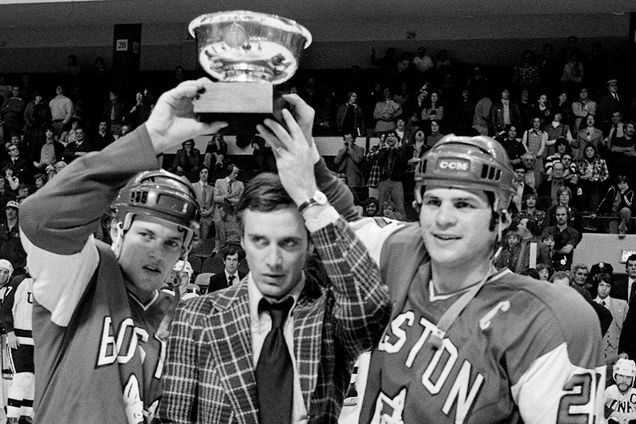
[557,372,600,424]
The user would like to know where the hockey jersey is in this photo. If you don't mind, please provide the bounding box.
[20,125,172,424]
[605,385,636,423]
[345,220,605,424]
[0,276,33,345]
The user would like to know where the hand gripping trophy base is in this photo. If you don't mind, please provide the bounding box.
[194,81,288,134]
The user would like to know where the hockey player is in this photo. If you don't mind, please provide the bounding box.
[0,272,34,424]
[256,128,606,422]
[18,79,228,423]
[605,358,636,424]
[162,260,198,301]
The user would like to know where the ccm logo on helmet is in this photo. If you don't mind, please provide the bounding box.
[436,158,470,172]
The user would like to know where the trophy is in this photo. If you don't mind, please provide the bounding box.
[188,11,312,132]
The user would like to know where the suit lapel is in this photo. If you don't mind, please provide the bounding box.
[205,284,259,424]
[293,277,326,412]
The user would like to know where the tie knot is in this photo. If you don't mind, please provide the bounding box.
[260,297,294,328]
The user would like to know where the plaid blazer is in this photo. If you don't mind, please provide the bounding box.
[157,217,390,424]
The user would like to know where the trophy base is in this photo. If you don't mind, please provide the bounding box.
[194,81,287,134]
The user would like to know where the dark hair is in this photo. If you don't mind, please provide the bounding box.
[226,163,238,177]
[236,173,295,230]
[627,254,636,266]
[616,175,630,186]
[363,197,380,217]
[220,243,244,261]
[554,137,570,152]
[525,218,541,237]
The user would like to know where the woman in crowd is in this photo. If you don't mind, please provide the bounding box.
[516,192,547,228]
[425,119,444,149]
[577,144,609,212]
[536,263,553,281]
[522,116,548,171]
[575,114,603,161]
[421,91,444,127]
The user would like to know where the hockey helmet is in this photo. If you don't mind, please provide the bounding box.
[167,260,194,291]
[414,135,516,212]
[112,169,200,249]
[614,358,636,384]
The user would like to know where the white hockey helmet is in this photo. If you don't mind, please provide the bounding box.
[167,260,194,291]
[613,358,636,384]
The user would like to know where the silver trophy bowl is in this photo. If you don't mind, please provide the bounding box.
[189,10,312,84]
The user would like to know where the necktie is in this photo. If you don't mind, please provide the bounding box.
[201,184,207,206]
[630,281,636,304]
[228,181,233,195]
[256,297,294,424]
[601,300,606,307]
[227,274,235,286]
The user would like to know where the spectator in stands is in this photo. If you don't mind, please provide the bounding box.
[467,63,489,95]
[472,89,492,136]
[333,132,366,203]
[203,133,228,181]
[539,161,575,208]
[1,86,26,144]
[454,88,475,135]
[4,166,19,194]
[394,117,409,146]
[541,205,581,270]
[404,129,427,200]
[63,125,95,163]
[545,137,571,176]
[604,111,625,155]
[538,43,559,95]
[102,89,127,137]
[491,87,520,135]
[425,119,444,149]
[15,184,29,204]
[595,273,628,363]
[213,201,241,254]
[376,130,407,217]
[594,174,634,237]
[497,125,525,168]
[577,144,609,212]
[0,201,25,273]
[23,90,51,160]
[550,270,571,287]
[598,79,624,131]
[405,84,428,129]
[522,116,547,171]
[33,173,46,191]
[575,114,603,161]
[207,244,245,293]
[192,166,214,240]
[510,163,534,214]
[532,93,552,127]
[553,92,573,131]
[250,135,276,174]
[495,229,523,271]
[362,197,380,217]
[517,88,533,132]
[571,264,592,294]
[336,91,365,137]
[513,50,540,93]
[127,91,149,130]
[413,46,434,76]
[48,85,73,137]
[4,143,32,186]
[60,118,80,146]
[33,127,64,173]
[518,217,552,270]
[516,193,546,228]
[420,91,444,127]
[0,177,15,211]
[560,52,584,96]
[170,139,201,182]
[536,263,553,281]
[546,186,582,232]
[521,152,542,190]
[572,87,597,135]
[94,120,114,150]
[545,112,574,157]
[373,86,402,134]
[609,121,636,182]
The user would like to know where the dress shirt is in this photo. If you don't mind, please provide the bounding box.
[595,297,609,308]
[502,99,510,125]
[248,273,307,424]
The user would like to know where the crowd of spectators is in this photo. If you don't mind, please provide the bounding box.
[0,37,635,347]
